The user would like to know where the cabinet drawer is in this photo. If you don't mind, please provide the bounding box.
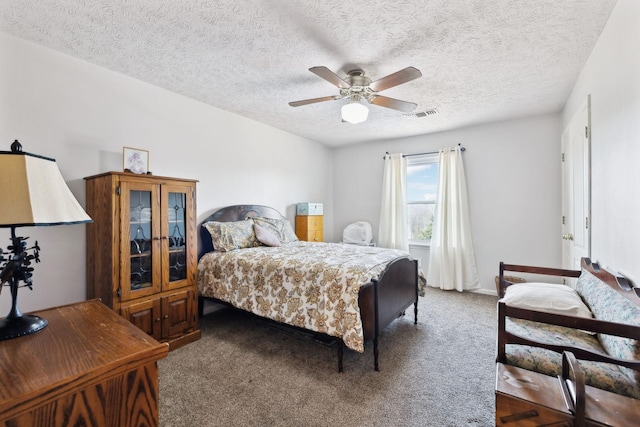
[308,216,322,230]
[309,229,323,242]
[296,215,322,230]
[295,215,323,242]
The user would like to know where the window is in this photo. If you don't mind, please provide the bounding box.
[406,154,439,244]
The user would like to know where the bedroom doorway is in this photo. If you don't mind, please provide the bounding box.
[561,96,591,276]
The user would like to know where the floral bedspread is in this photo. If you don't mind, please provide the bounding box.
[198,241,416,352]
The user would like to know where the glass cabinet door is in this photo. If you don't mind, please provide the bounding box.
[167,191,187,282]
[121,181,161,300]
[162,183,195,291]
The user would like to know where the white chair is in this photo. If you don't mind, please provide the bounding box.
[342,221,373,246]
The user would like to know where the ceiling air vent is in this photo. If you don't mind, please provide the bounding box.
[403,108,438,118]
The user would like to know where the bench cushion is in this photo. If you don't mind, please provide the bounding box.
[576,268,640,385]
[506,318,640,399]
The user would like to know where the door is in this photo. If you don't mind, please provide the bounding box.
[120,180,162,300]
[161,182,196,291]
[562,97,591,275]
[162,289,196,339]
[121,297,162,339]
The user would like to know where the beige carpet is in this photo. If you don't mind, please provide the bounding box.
[159,287,498,426]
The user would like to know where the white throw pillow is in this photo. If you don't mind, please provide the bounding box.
[501,282,593,318]
[254,224,282,247]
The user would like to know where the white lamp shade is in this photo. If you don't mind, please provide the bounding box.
[341,102,369,124]
[0,152,92,227]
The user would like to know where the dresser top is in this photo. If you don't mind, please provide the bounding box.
[0,300,168,413]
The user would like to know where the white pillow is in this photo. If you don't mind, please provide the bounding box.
[501,282,593,319]
[254,224,282,247]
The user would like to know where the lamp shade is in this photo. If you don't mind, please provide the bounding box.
[0,149,92,227]
[341,101,369,124]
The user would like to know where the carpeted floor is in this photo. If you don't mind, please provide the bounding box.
[159,287,498,426]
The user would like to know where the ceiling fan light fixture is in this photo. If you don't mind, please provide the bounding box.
[341,101,369,124]
[290,66,421,123]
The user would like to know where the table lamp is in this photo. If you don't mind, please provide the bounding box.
[0,140,92,340]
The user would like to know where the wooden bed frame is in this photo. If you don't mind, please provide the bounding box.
[197,204,419,372]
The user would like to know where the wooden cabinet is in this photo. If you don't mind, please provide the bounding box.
[295,215,323,242]
[85,172,200,350]
[0,300,169,426]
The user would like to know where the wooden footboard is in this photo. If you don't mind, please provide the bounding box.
[359,257,419,339]
[357,257,419,371]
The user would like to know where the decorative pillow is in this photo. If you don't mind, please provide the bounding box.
[501,282,593,319]
[254,224,282,247]
[576,267,640,384]
[252,217,298,244]
[203,220,259,252]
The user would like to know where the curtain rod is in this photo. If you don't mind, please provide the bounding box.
[384,144,465,159]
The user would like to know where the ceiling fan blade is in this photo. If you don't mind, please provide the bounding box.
[369,67,422,92]
[289,95,341,107]
[309,66,351,89]
[369,95,417,113]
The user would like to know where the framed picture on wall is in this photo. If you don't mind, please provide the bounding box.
[123,147,149,174]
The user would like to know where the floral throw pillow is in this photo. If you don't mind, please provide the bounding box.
[204,220,259,251]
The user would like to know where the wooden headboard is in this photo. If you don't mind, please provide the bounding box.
[198,204,287,258]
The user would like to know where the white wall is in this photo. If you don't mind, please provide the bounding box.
[561,0,640,284]
[333,114,562,294]
[0,32,333,313]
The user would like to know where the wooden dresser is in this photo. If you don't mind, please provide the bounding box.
[295,215,323,242]
[0,300,169,427]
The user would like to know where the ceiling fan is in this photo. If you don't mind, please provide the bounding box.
[289,66,422,124]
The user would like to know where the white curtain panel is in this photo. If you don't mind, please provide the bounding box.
[427,146,480,291]
[378,153,409,251]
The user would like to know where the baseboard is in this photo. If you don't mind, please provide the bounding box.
[472,288,498,297]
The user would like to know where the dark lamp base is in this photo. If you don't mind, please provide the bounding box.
[0,314,48,340]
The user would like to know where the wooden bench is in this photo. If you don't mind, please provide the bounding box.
[496,257,640,422]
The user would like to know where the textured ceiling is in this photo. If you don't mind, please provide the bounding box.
[0,0,617,147]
